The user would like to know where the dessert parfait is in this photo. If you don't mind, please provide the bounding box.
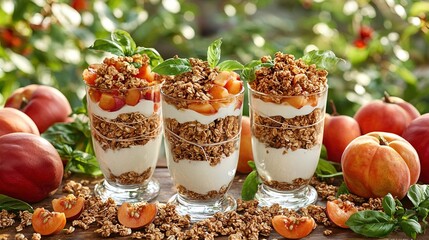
[82,30,164,204]
[248,52,328,209]
[156,41,244,221]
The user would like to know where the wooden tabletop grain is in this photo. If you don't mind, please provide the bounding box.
[0,158,415,239]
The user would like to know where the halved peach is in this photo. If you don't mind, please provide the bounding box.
[52,194,85,220]
[326,199,358,228]
[188,102,216,115]
[272,215,316,239]
[32,208,66,236]
[224,79,243,95]
[126,88,141,106]
[208,85,229,99]
[118,202,157,229]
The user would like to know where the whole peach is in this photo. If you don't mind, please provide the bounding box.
[403,113,429,183]
[354,93,420,135]
[341,132,420,199]
[0,107,39,137]
[237,116,254,173]
[323,113,361,163]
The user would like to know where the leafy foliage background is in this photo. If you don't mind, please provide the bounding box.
[1,0,428,116]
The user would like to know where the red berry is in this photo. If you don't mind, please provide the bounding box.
[353,39,367,49]
[359,26,373,40]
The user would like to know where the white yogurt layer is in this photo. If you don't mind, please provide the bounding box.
[252,137,321,183]
[166,150,238,194]
[88,99,156,120]
[93,135,162,177]
[162,99,242,124]
[251,93,327,119]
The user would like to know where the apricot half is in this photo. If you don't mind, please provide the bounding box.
[32,207,66,236]
[118,202,157,229]
[52,194,85,220]
[326,199,358,228]
[272,215,316,239]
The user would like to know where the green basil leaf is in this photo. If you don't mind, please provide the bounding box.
[66,150,102,176]
[135,46,164,67]
[217,60,244,71]
[0,194,33,213]
[382,193,396,217]
[89,39,124,56]
[245,60,263,68]
[302,50,343,71]
[241,67,256,82]
[241,170,259,201]
[336,182,350,197]
[346,210,396,238]
[207,38,222,69]
[315,159,337,176]
[320,145,328,159]
[248,161,256,171]
[152,58,192,75]
[407,184,429,207]
[111,29,136,56]
[399,219,422,240]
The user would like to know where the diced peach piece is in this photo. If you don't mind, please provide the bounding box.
[209,85,229,99]
[235,99,243,110]
[136,65,155,82]
[212,102,226,111]
[224,79,243,95]
[82,68,97,86]
[188,103,216,115]
[143,90,161,103]
[98,93,115,111]
[126,88,141,106]
[112,96,126,111]
[88,89,102,102]
[307,95,318,107]
[284,96,306,109]
[214,71,232,86]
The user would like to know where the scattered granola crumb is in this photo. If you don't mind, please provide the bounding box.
[14,233,27,240]
[31,233,41,240]
[1,209,16,229]
[62,180,91,197]
[15,211,32,232]
[323,229,333,236]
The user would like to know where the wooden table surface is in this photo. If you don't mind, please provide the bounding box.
[0,158,415,239]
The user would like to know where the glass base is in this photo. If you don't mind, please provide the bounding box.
[168,193,237,222]
[255,184,317,210]
[94,178,160,205]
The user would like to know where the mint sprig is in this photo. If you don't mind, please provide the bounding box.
[347,185,429,239]
[89,29,163,68]
[152,38,243,76]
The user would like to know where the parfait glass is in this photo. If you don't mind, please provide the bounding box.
[248,83,328,209]
[86,85,162,204]
[161,89,244,222]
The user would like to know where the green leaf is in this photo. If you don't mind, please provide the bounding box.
[247,161,256,171]
[399,219,422,240]
[302,50,344,71]
[407,184,429,207]
[135,46,164,67]
[67,150,102,176]
[336,182,350,197]
[207,38,222,69]
[241,67,257,82]
[152,58,192,75]
[240,59,274,82]
[346,210,396,238]
[111,29,137,56]
[382,193,396,217]
[0,194,33,213]
[315,159,338,177]
[241,170,259,201]
[89,39,124,56]
[217,60,244,71]
[409,2,429,16]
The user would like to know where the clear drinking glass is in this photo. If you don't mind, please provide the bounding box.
[248,83,328,209]
[162,89,244,222]
[86,85,162,204]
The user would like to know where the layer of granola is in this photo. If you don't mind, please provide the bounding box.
[108,167,153,185]
[249,52,328,96]
[260,176,310,191]
[91,54,161,90]
[164,116,240,166]
[176,180,233,201]
[252,109,324,150]
[91,112,161,151]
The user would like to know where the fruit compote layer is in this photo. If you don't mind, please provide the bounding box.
[161,58,244,201]
[83,55,162,186]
